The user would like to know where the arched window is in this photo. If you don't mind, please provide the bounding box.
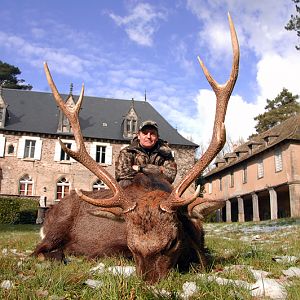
[92,179,107,191]
[56,177,70,200]
[19,175,33,196]
[123,103,138,139]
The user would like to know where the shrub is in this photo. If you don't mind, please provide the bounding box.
[0,197,38,224]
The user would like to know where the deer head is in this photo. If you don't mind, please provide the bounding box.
[44,13,239,283]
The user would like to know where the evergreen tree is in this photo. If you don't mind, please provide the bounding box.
[0,61,32,90]
[285,0,300,50]
[254,88,300,134]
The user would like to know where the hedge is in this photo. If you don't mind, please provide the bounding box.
[0,197,39,224]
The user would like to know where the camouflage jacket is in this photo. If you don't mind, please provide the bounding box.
[115,137,177,185]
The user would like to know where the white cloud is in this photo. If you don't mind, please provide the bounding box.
[108,3,167,46]
[256,51,300,101]
[162,89,260,147]
[0,31,91,79]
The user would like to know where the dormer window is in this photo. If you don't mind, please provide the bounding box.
[247,141,262,154]
[126,119,137,133]
[57,84,75,133]
[123,99,138,139]
[263,134,279,146]
[224,153,236,164]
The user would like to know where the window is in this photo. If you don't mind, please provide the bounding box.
[19,175,33,196]
[8,144,14,154]
[60,143,71,161]
[62,115,71,133]
[208,182,212,194]
[274,148,283,172]
[90,142,112,165]
[257,159,264,179]
[126,119,137,135]
[92,179,107,191]
[54,139,75,162]
[17,136,42,160]
[96,145,106,163]
[56,177,70,200]
[24,140,36,158]
[123,105,138,138]
[230,171,234,188]
[132,120,137,132]
[242,165,247,184]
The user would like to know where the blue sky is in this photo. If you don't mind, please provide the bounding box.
[1,0,299,147]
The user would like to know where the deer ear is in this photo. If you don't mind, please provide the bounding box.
[188,199,225,220]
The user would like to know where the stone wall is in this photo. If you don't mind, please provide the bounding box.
[0,133,197,205]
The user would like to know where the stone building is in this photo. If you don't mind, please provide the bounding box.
[203,114,300,222]
[0,87,197,206]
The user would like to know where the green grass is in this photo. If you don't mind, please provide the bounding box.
[0,219,299,299]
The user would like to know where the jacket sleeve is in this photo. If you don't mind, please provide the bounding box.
[115,149,138,182]
[143,156,177,183]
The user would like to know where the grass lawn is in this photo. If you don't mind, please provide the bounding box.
[0,219,299,299]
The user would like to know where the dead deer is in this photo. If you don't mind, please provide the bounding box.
[33,13,239,284]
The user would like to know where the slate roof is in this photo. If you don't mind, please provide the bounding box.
[0,88,197,147]
[204,113,300,177]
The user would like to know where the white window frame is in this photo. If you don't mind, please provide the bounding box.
[90,142,112,165]
[126,118,137,135]
[54,139,76,162]
[17,136,42,160]
[56,177,70,201]
[24,139,36,158]
[274,148,283,172]
[0,134,5,157]
[96,145,106,164]
[19,174,34,196]
[257,159,264,179]
[92,179,108,191]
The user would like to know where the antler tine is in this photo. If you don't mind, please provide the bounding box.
[161,13,239,213]
[44,62,129,209]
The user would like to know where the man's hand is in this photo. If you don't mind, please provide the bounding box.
[132,165,140,172]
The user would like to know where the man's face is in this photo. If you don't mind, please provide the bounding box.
[137,127,159,149]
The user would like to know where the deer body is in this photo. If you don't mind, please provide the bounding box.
[36,191,130,259]
[33,14,239,284]
[34,174,205,283]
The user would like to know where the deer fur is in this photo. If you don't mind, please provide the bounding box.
[33,174,207,283]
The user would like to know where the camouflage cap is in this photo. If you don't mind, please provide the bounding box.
[139,120,158,131]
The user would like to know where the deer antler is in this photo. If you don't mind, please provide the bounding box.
[44,63,134,211]
[161,13,239,212]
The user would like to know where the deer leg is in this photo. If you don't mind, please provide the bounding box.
[32,237,66,262]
